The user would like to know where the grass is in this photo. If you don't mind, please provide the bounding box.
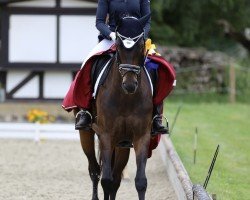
[164,101,250,200]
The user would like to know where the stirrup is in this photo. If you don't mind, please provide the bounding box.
[151,115,169,136]
[75,110,93,120]
[75,109,93,131]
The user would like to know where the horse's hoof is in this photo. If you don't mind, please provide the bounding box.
[116,140,133,148]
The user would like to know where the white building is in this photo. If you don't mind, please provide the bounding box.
[0,0,99,101]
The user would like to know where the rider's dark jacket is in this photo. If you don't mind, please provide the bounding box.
[96,0,151,39]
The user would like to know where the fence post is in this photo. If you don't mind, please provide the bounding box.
[34,122,40,143]
[192,184,211,200]
[229,63,236,103]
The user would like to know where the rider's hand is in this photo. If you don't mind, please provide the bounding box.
[109,32,116,41]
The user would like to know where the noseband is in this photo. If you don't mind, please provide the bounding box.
[119,64,141,77]
[116,32,145,77]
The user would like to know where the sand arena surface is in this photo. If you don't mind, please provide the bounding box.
[0,139,176,200]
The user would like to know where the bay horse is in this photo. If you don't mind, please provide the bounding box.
[78,15,152,200]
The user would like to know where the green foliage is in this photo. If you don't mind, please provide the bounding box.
[165,102,250,200]
[150,0,250,50]
[235,67,250,102]
[168,65,250,104]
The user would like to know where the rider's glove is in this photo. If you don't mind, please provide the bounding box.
[109,32,116,41]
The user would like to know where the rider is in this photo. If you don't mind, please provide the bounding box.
[65,0,168,135]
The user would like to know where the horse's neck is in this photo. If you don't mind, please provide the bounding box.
[97,60,152,116]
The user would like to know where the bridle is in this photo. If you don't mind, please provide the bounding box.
[115,31,146,78]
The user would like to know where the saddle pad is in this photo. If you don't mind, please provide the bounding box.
[144,66,154,96]
[92,56,113,98]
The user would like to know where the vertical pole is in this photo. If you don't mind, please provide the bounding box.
[34,122,40,143]
[38,71,44,100]
[0,71,7,102]
[194,127,198,164]
[169,104,182,135]
[1,6,9,65]
[56,12,60,64]
[229,63,236,103]
[203,145,220,189]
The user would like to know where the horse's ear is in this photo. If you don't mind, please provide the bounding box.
[138,13,151,27]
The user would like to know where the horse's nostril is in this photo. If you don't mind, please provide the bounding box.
[122,81,138,94]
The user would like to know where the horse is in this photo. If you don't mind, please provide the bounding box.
[77,15,152,200]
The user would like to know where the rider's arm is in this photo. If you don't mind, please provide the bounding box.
[96,0,112,39]
[140,0,151,38]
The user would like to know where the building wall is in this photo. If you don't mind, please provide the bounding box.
[7,70,39,98]
[9,14,98,63]
[1,0,99,100]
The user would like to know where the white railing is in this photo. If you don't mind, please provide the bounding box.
[0,122,79,141]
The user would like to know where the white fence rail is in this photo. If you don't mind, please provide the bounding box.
[0,122,78,141]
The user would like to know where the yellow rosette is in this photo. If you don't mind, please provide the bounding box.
[145,39,161,56]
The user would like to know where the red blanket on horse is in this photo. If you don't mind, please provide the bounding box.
[62,48,175,158]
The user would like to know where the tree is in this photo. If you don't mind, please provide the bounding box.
[218,19,250,52]
[150,0,250,51]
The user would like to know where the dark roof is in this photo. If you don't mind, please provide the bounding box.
[0,0,26,5]
[0,0,98,5]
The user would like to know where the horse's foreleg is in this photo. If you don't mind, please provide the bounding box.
[134,135,150,200]
[110,148,130,200]
[79,131,100,200]
[100,136,113,200]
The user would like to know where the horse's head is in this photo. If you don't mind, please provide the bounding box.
[115,14,150,94]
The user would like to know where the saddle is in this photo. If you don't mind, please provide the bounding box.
[91,53,114,98]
